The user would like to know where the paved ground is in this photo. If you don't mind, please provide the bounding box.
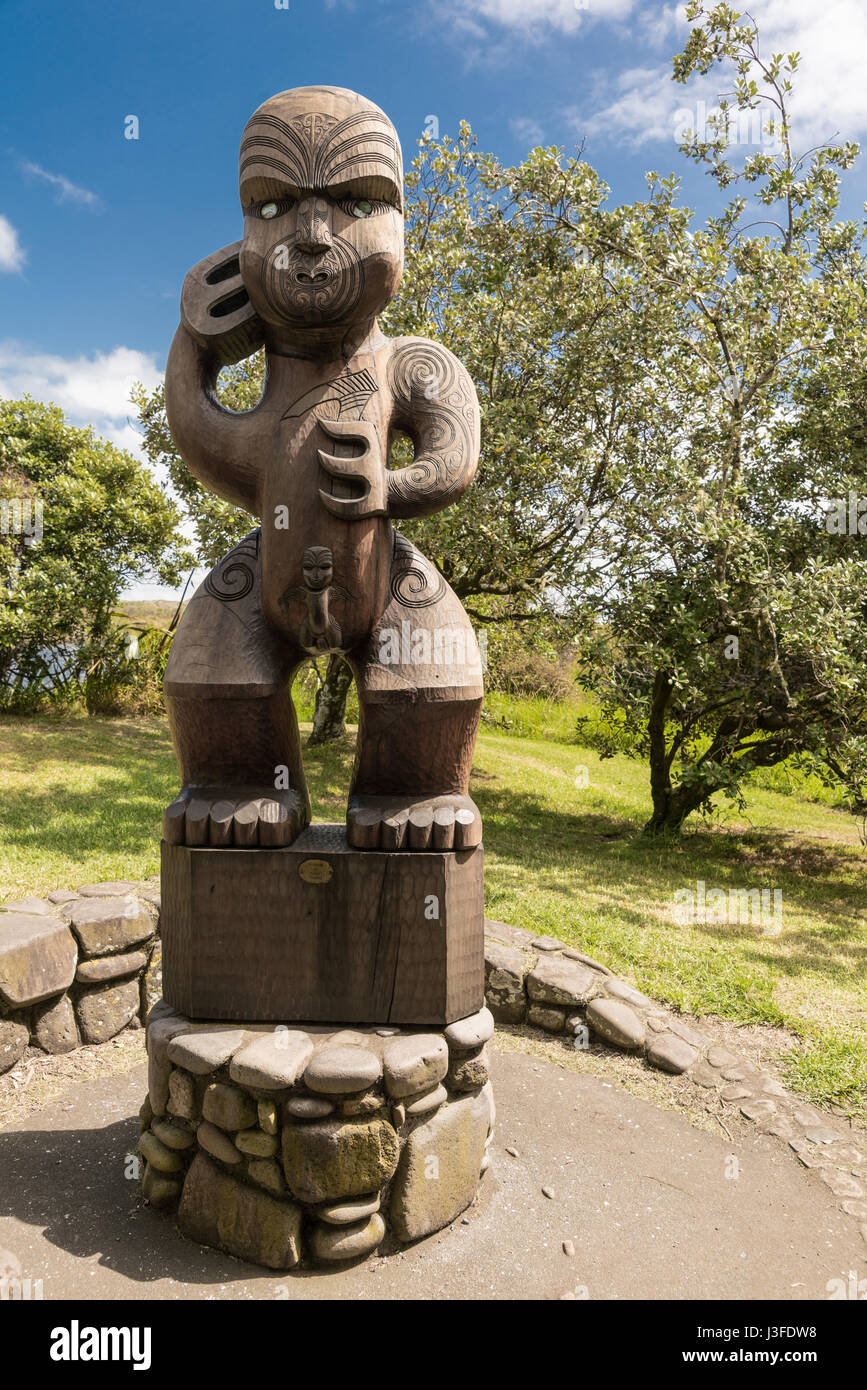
[0,1045,863,1301]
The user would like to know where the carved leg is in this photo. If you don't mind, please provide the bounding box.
[162,532,310,847]
[346,534,483,850]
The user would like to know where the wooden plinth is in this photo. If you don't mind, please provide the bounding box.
[160,824,484,1026]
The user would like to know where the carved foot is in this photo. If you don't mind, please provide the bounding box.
[346,794,481,851]
[162,786,307,848]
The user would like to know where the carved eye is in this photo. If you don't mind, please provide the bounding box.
[351,199,374,218]
[254,198,295,220]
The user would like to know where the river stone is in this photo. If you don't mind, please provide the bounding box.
[382,1034,448,1098]
[202,1082,256,1131]
[604,977,653,1007]
[282,1115,399,1203]
[179,1153,302,1270]
[0,1017,29,1074]
[667,1018,708,1048]
[646,1033,698,1074]
[139,1129,184,1173]
[586,997,645,1050]
[168,1068,197,1121]
[527,955,598,1007]
[342,1090,385,1116]
[707,1045,740,1069]
[77,881,140,898]
[151,1119,195,1150]
[484,917,536,950]
[31,994,79,1054]
[0,914,77,1006]
[258,1100,278,1134]
[196,1120,242,1166]
[820,1169,865,1200]
[528,1004,565,1032]
[285,1095,333,1120]
[75,949,148,984]
[447,1045,489,1092]
[310,1213,385,1263]
[147,1012,189,1115]
[167,1028,246,1075]
[229,1030,313,1090]
[2,897,53,915]
[64,896,154,958]
[562,949,613,976]
[141,943,162,1015]
[484,940,528,1023]
[47,889,79,906]
[444,1007,494,1051]
[248,1159,285,1195]
[303,1045,382,1095]
[389,1091,490,1242]
[317,1193,381,1226]
[75,978,140,1044]
[405,1083,448,1117]
[235,1129,279,1158]
[142,1164,181,1209]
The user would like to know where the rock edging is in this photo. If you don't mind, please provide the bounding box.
[484,918,867,1246]
[0,880,162,1069]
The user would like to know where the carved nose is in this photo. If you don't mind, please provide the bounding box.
[295,199,332,254]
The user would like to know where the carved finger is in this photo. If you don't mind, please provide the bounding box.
[431,806,456,850]
[233,799,260,847]
[162,797,187,845]
[381,809,408,850]
[259,798,293,847]
[209,800,236,847]
[407,807,434,850]
[347,808,380,850]
[185,798,211,847]
[454,807,482,850]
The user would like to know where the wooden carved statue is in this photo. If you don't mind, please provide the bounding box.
[162,86,483,854]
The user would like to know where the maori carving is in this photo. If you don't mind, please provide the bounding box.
[162,86,484,853]
[386,342,479,518]
[203,533,260,602]
[280,545,352,654]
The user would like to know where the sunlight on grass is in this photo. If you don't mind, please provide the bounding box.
[0,710,864,1114]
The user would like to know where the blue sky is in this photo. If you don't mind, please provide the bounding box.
[1,0,865,596]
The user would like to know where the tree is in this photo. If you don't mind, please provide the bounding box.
[540,2,867,833]
[0,397,190,706]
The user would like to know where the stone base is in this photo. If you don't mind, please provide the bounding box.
[139,999,495,1269]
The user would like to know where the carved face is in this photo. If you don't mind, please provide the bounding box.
[238,86,404,330]
[302,546,333,591]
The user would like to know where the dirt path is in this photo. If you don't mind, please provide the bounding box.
[0,1044,863,1301]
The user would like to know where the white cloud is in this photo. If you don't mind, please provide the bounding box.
[511,115,546,145]
[452,0,635,32]
[18,160,101,209]
[0,216,26,272]
[576,0,867,150]
[0,344,162,460]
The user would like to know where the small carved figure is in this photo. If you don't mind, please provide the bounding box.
[163,86,483,851]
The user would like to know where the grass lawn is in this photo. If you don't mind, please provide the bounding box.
[1,710,864,1117]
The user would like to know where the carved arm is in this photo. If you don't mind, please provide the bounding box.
[164,242,265,513]
[385,338,481,519]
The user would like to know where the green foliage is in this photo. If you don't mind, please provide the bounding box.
[83,624,174,717]
[0,397,191,710]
